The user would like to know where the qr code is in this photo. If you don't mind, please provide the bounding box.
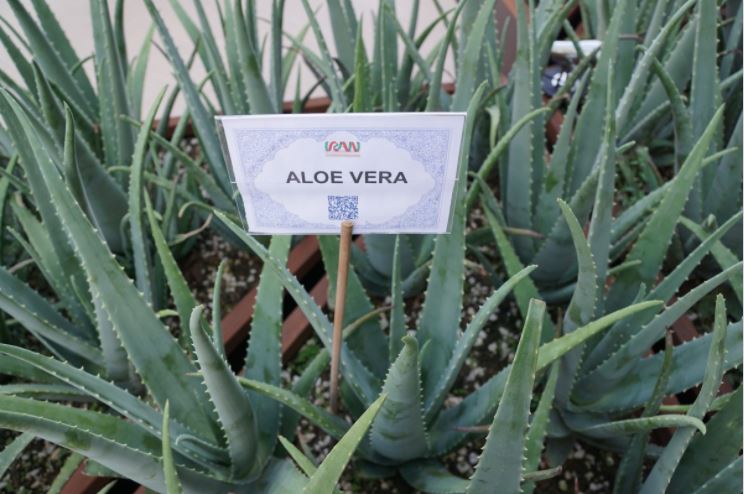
[328,195,358,220]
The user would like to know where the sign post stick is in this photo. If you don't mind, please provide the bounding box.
[330,220,353,413]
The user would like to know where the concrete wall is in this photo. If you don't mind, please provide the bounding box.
[0,1,458,114]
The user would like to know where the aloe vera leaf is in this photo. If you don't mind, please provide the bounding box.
[425,1,467,111]
[502,0,537,259]
[418,85,485,403]
[535,0,576,66]
[325,0,355,74]
[579,415,707,439]
[0,395,228,493]
[233,0,275,114]
[143,0,229,192]
[61,106,129,253]
[607,105,725,309]
[0,92,90,303]
[554,199,598,406]
[250,458,310,494]
[47,452,84,494]
[24,100,219,443]
[578,320,742,414]
[705,114,743,227]
[424,265,537,421]
[689,458,743,494]
[450,0,497,111]
[720,1,742,78]
[369,336,428,461]
[651,57,694,167]
[243,235,290,467]
[144,196,196,351]
[535,75,586,235]
[127,24,154,119]
[161,402,184,494]
[298,0,346,110]
[389,236,406,361]
[28,0,96,104]
[428,301,662,453]
[279,436,316,477]
[467,299,544,494]
[352,21,371,113]
[10,199,93,333]
[613,335,674,494]
[532,165,600,287]
[238,378,349,439]
[589,213,742,368]
[0,345,228,468]
[0,383,87,401]
[523,362,559,494]
[190,306,258,480]
[482,196,555,339]
[302,400,385,493]
[0,267,103,368]
[668,386,743,493]
[90,0,135,169]
[0,23,36,96]
[640,295,730,493]
[320,236,388,378]
[7,0,96,122]
[269,0,286,110]
[680,216,743,304]
[378,0,399,112]
[581,263,740,395]
[400,459,468,493]
[129,89,164,304]
[0,431,33,479]
[385,2,431,86]
[217,0,248,114]
[567,0,627,196]
[466,106,552,211]
[615,0,697,132]
[587,68,616,310]
[218,212,381,404]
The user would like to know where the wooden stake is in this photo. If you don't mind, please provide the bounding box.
[330,220,353,413]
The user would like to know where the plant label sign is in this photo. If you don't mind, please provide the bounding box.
[217,113,466,234]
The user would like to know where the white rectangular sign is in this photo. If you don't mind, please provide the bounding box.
[217,113,466,234]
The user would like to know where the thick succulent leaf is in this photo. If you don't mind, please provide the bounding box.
[668,387,743,493]
[567,0,626,195]
[47,452,84,494]
[128,89,164,304]
[580,263,740,396]
[319,236,388,378]
[162,402,184,494]
[371,336,428,461]
[217,211,381,405]
[0,344,226,468]
[425,1,467,111]
[304,395,386,494]
[143,0,230,192]
[705,114,742,230]
[190,306,258,480]
[127,24,154,119]
[578,320,742,414]
[0,432,33,478]
[450,0,497,111]
[232,0,275,114]
[399,459,468,494]
[90,0,134,168]
[389,236,406,361]
[244,235,290,467]
[0,396,229,493]
[0,267,102,368]
[577,415,706,438]
[640,295,730,493]
[689,457,743,494]
[424,265,537,421]
[249,458,309,494]
[418,84,486,402]
[680,216,743,304]
[17,95,217,443]
[554,199,597,406]
[7,0,96,122]
[607,105,725,310]
[466,299,544,494]
[428,300,662,453]
[523,362,559,494]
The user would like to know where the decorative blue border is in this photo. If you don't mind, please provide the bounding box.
[232,128,452,231]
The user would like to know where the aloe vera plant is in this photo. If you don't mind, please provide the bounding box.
[210,88,667,491]
[0,77,391,491]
